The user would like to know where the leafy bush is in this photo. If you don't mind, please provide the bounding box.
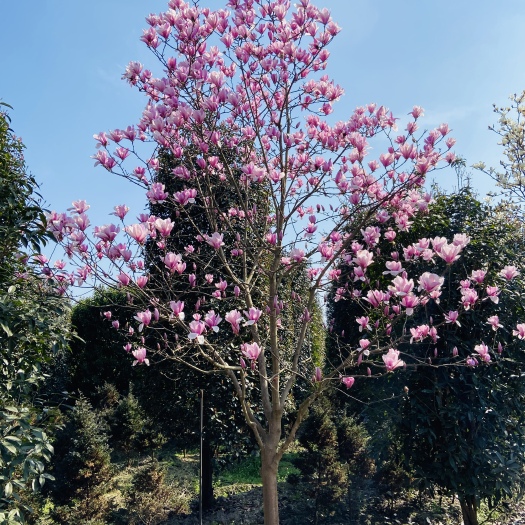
[125,461,189,525]
[47,396,113,523]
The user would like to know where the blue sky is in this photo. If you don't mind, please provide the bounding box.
[2,0,525,230]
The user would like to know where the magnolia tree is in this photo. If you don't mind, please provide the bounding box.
[41,1,522,523]
[475,90,525,205]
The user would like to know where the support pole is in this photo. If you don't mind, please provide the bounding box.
[199,389,204,525]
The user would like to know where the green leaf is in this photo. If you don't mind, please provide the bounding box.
[4,481,12,497]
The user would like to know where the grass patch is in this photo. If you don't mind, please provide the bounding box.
[217,452,301,486]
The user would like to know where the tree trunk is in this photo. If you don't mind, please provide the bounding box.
[261,447,280,525]
[459,495,478,525]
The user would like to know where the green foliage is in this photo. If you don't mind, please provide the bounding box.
[125,461,189,525]
[291,399,374,524]
[109,387,166,459]
[0,105,70,524]
[47,397,113,524]
[0,103,51,276]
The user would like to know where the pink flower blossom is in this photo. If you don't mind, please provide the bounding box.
[204,310,222,332]
[162,252,186,274]
[461,288,478,310]
[188,320,206,344]
[466,356,478,367]
[243,307,262,326]
[436,243,462,264]
[341,376,355,389]
[470,270,487,284]
[134,310,152,331]
[94,224,120,243]
[155,218,175,238]
[383,261,404,276]
[410,324,430,343]
[445,311,461,326]
[225,310,243,334]
[68,200,91,214]
[241,342,261,362]
[132,347,149,366]
[474,343,491,363]
[452,233,470,248]
[382,348,405,371]
[486,315,503,331]
[390,275,414,297]
[418,272,444,294]
[356,316,371,332]
[353,250,374,269]
[205,232,225,250]
[169,300,185,320]
[499,265,520,280]
[117,272,131,287]
[112,204,129,219]
[312,367,323,383]
[136,275,148,288]
[401,294,419,316]
[125,223,148,244]
[485,286,500,304]
[513,323,525,339]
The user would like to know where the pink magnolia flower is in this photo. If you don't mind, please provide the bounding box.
[383,260,404,276]
[136,275,148,288]
[94,224,120,243]
[132,347,149,366]
[486,315,503,331]
[290,248,305,263]
[112,320,120,329]
[499,265,520,280]
[418,272,444,294]
[444,311,461,326]
[471,269,487,284]
[162,252,186,274]
[169,300,185,320]
[466,356,478,367]
[431,236,448,253]
[383,348,405,371]
[188,320,206,344]
[112,204,130,219]
[244,307,262,326]
[486,286,500,304]
[103,311,112,320]
[341,376,355,389]
[452,233,470,248]
[513,323,525,339]
[117,272,131,287]
[225,310,243,334]
[410,324,430,343]
[461,288,478,310]
[390,275,414,297]
[204,310,222,332]
[205,232,224,250]
[436,243,462,264]
[68,200,90,214]
[401,294,419,316]
[155,218,175,238]
[241,342,261,362]
[134,310,152,332]
[356,316,371,332]
[312,367,323,383]
[125,223,148,244]
[353,249,374,269]
[474,343,491,363]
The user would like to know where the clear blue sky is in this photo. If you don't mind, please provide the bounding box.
[2,0,525,229]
